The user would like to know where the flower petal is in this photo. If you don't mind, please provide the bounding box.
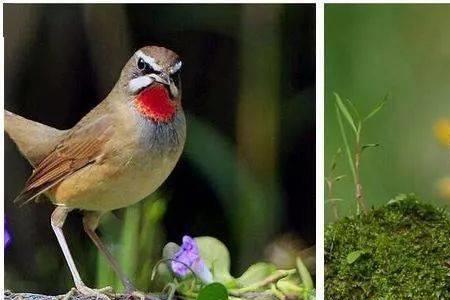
[171,235,213,283]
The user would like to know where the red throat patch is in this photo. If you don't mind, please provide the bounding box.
[134,85,176,122]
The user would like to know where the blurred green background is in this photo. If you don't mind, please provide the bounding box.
[325,4,450,222]
[4,4,315,294]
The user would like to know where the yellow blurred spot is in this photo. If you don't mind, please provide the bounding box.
[437,177,450,200]
[434,119,450,147]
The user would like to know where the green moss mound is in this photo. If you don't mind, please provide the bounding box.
[325,194,450,300]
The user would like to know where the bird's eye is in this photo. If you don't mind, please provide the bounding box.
[137,58,155,74]
[137,58,146,70]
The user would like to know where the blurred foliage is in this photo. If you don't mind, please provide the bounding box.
[157,236,315,300]
[95,194,167,291]
[326,5,450,221]
[325,194,450,299]
[4,4,315,294]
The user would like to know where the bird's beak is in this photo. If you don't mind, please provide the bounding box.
[149,73,179,98]
[150,73,170,86]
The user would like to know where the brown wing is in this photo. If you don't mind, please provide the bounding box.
[14,115,114,205]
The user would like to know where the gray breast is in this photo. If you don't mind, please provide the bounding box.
[135,109,186,156]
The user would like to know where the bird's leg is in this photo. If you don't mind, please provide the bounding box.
[51,207,84,288]
[51,207,112,299]
[83,211,136,293]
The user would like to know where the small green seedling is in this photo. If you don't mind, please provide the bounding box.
[334,93,388,213]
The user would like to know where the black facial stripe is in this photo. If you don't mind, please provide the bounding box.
[137,58,162,76]
[144,63,153,73]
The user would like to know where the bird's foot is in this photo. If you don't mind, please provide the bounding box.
[75,285,114,299]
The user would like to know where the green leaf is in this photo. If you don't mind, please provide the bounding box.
[196,237,235,285]
[335,102,356,182]
[296,257,314,289]
[325,198,344,204]
[363,95,388,122]
[237,262,276,286]
[361,143,380,152]
[330,148,342,172]
[197,282,228,300]
[334,175,346,182]
[344,97,360,121]
[346,250,366,264]
[387,193,409,205]
[335,93,357,133]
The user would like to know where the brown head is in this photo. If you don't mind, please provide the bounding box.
[117,46,183,123]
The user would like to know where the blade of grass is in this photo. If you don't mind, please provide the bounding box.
[296,257,313,290]
[96,214,121,290]
[335,103,356,182]
[363,94,388,122]
[117,204,141,290]
[96,250,116,289]
[330,148,341,171]
[335,93,357,133]
[344,98,360,122]
[136,196,167,290]
[361,143,380,152]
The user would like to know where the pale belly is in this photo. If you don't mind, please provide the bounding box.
[50,150,181,211]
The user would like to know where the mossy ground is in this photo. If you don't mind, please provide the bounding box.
[325,194,450,300]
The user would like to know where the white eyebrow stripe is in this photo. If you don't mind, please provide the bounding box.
[170,61,182,74]
[128,75,154,93]
[136,50,163,72]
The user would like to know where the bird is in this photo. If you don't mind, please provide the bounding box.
[5,46,186,297]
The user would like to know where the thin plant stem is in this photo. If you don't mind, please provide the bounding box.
[326,178,339,220]
[336,103,361,213]
[229,269,296,297]
[336,101,368,214]
[354,129,367,213]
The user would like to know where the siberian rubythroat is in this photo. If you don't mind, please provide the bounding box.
[5,46,186,295]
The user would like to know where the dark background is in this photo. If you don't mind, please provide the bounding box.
[4,4,315,293]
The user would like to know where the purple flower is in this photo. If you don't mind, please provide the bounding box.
[171,235,213,284]
[5,219,11,248]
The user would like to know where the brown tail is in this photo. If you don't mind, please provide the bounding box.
[5,110,67,167]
